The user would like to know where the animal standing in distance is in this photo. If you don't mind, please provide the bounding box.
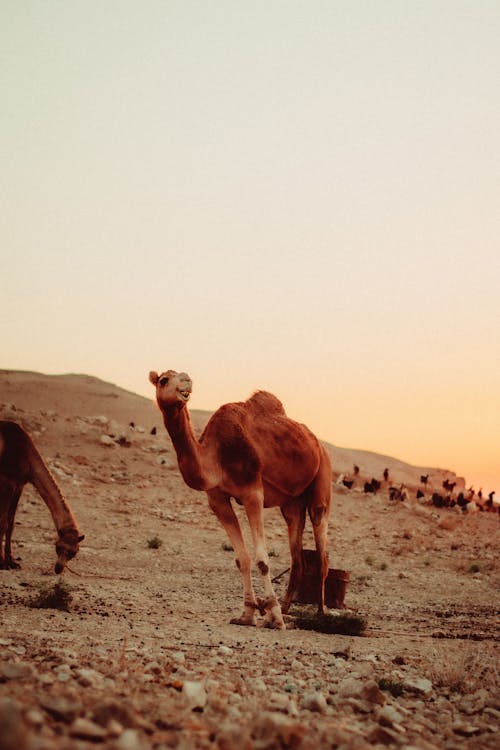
[150,369,332,629]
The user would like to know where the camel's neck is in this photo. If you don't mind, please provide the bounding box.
[28,444,79,534]
[160,405,207,491]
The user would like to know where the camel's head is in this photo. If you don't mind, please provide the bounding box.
[149,370,192,408]
[54,528,85,574]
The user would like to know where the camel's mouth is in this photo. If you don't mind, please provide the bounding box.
[178,389,191,402]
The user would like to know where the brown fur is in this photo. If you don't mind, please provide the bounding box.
[0,421,84,572]
[150,370,332,628]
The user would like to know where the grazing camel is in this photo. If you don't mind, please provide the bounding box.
[150,370,332,629]
[0,421,84,573]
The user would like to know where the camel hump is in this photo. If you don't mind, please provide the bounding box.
[246,391,286,417]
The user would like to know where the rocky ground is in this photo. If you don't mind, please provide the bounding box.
[0,372,498,749]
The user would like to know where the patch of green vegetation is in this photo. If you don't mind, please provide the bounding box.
[378,678,405,698]
[30,580,73,612]
[147,536,162,549]
[293,606,367,636]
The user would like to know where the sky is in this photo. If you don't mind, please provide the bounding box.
[1,1,499,495]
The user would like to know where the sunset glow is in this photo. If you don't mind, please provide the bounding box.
[1,2,499,497]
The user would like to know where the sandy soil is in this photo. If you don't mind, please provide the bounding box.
[0,370,498,750]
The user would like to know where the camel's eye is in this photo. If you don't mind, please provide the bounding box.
[159,376,169,386]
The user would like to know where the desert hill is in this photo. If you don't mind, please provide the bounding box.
[0,369,462,492]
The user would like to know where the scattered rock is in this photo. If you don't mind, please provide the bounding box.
[452,721,482,737]
[0,661,34,681]
[378,704,404,727]
[182,681,207,711]
[69,717,108,740]
[302,691,328,713]
[403,676,433,697]
[39,695,82,723]
[251,711,306,748]
[367,724,404,745]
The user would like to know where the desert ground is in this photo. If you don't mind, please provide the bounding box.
[0,370,498,750]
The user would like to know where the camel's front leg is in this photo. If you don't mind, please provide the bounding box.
[207,489,258,626]
[243,488,285,630]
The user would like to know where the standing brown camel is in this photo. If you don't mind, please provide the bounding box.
[0,421,84,573]
[150,369,332,629]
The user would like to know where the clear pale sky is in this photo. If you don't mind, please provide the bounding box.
[2,2,499,495]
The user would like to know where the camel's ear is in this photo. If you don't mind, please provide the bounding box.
[78,535,85,542]
[149,371,159,386]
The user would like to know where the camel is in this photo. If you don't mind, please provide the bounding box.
[150,369,332,629]
[0,421,84,573]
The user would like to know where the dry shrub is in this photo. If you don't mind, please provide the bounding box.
[29,580,73,612]
[426,642,499,694]
[292,606,367,636]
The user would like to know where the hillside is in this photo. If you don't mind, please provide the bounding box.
[0,369,462,492]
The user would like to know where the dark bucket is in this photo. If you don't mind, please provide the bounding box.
[294,549,349,609]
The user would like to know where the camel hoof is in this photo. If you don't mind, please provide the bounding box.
[230,616,257,627]
[262,619,286,630]
[0,559,21,570]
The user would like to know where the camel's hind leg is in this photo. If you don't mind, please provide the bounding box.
[307,445,332,615]
[207,488,258,626]
[280,499,307,614]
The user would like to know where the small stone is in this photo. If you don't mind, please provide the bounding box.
[378,704,404,727]
[217,645,233,656]
[70,717,108,740]
[247,677,267,693]
[39,695,82,723]
[24,709,45,727]
[302,691,328,713]
[269,692,291,712]
[338,677,364,698]
[367,725,403,745]
[252,712,306,747]
[100,434,116,447]
[37,673,55,685]
[452,721,482,737]
[403,676,433,697]
[113,728,147,750]
[76,667,105,687]
[171,651,185,664]
[362,680,387,705]
[0,661,34,681]
[143,661,162,675]
[182,680,207,711]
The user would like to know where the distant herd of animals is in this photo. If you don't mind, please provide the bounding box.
[336,468,497,514]
[1,369,497,630]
